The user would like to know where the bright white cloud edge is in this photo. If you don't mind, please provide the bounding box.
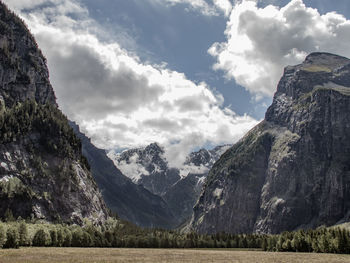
[6,0,258,169]
[210,0,350,99]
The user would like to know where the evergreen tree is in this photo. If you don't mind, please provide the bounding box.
[319,234,330,253]
[56,228,64,247]
[32,229,51,246]
[71,229,84,247]
[82,231,93,247]
[261,237,268,251]
[0,225,5,248]
[18,221,29,246]
[4,208,14,222]
[50,229,58,247]
[3,227,19,249]
[63,229,72,247]
[104,230,114,247]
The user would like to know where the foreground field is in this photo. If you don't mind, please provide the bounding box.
[1,248,350,263]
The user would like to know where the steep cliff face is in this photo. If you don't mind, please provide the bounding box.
[70,122,177,229]
[0,4,55,107]
[0,2,108,224]
[191,52,350,234]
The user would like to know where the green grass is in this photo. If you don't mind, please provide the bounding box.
[302,65,332,73]
[0,247,350,263]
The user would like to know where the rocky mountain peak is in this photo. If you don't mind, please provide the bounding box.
[302,52,350,69]
[266,52,350,125]
[145,142,163,153]
[272,52,350,101]
[0,2,56,107]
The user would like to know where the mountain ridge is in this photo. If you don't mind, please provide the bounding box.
[190,52,350,234]
[108,142,231,227]
[0,1,108,225]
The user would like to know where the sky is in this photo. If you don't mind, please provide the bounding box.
[5,0,350,167]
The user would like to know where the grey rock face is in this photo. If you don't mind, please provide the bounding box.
[190,52,350,234]
[0,4,56,107]
[0,2,108,225]
[0,138,107,225]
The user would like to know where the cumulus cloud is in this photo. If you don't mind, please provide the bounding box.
[213,0,233,16]
[5,0,47,10]
[210,0,350,98]
[6,0,258,168]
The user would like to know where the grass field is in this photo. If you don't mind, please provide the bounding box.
[0,248,350,263]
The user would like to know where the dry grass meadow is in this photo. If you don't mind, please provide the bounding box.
[0,248,350,263]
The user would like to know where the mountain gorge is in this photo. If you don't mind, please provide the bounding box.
[70,122,177,229]
[0,1,230,229]
[2,0,350,239]
[190,52,350,234]
[108,143,230,226]
[0,2,108,225]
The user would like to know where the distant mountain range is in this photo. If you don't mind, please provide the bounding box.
[108,143,230,226]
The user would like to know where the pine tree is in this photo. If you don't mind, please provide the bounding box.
[32,229,51,246]
[0,225,6,248]
[18,221,29,246]
[63,229,72,247]
[71,229,84,247]
[4,208,14,222]
[56,228,64,247]
[50,229,58,247]
[261,237,268,251]
[3,227,19,248]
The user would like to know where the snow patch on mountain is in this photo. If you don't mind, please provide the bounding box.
[111,152,150,182]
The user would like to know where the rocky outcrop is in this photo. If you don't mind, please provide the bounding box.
[190,52,350,234]
[0,2,108,225]
[70,122,177,229]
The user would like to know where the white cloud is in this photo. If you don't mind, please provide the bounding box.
[213,0,232,16]
[5,0,46,10]
[6,0,258,168]
[210,0,350,98]
[151,0,232,16]
[179,164,209,178]
[109,152,150,183]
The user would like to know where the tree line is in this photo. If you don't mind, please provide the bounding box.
[0,216,349,253]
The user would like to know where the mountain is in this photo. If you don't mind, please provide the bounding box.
[0,2,108,224]
[109,143,179,196]
[108,143,230,226]
[190,52,350,234]
[69,122,177,229]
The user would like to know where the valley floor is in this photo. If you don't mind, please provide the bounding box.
[0,248,349,263]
